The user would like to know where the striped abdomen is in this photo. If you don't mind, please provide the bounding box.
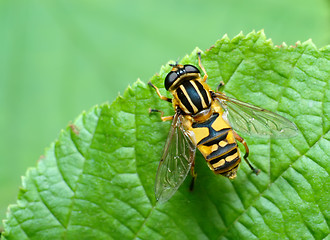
[174,79,212,115]
[190,112,241,175]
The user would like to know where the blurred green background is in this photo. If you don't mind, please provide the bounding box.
[0,0,329,226]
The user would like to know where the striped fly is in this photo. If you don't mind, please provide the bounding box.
[149,52,298,203]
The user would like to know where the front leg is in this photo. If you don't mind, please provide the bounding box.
[148,82,172,103]
[149,109,174,122]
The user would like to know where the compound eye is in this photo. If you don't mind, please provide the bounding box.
[184,65,200,74]
[164,71,178,90]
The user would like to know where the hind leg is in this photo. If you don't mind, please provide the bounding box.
[233,131,260,175]
[189,159,197,191]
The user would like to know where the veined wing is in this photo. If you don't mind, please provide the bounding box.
[214,92,298,138]
[155,112,196,203]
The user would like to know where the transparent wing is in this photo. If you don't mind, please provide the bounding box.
[155,112,196,203]
[214,92,298,138]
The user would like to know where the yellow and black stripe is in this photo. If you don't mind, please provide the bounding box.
[165,64,241,177]
[174,80,212,115]
[150,59,262,195]
[190,112,241,176]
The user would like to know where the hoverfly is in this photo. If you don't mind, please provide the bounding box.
[149,52,298,203]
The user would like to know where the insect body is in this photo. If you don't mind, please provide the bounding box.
[183,105,241,178]
[149,53,297,203]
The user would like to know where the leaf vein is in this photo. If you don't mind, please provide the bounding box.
[10,214,30,239]
[32,177,66,228]
[280,176,316,239]
[236,217,259,240]
[217,129,329,239]
[63,108,102,234]
[133,205,156,240]
[75,197,136,236]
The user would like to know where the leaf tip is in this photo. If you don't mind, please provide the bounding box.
[221,33,230,42]
[257,29,266,38]
[302,38,317,49]
[134,78,147,87]
[246,29,257,39]
[265,38,273,46]
[231,31,245,43]
[69,123,80,135]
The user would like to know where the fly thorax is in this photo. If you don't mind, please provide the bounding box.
[174,80,212,115]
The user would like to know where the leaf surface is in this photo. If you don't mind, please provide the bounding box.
[2,31,330,240]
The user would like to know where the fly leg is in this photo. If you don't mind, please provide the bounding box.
[148,81,172,103]
[189,159,197,191]
[197,52,208,82]
[217,81,225,92]
[148,81,173,121]
[149,109,173,122]
[233,131,260,175]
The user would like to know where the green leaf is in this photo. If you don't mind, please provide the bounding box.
[2,30,330,240]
